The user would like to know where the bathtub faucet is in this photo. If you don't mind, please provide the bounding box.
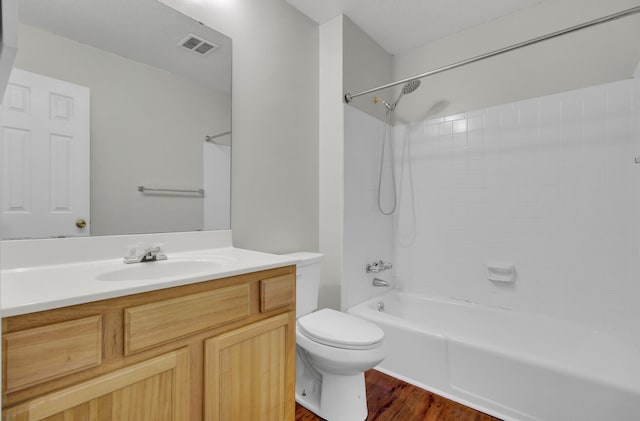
[366,260,393,273]
[372,277,391,287]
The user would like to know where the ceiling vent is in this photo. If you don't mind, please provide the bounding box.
[178,34,219,56]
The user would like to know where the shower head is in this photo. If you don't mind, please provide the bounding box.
[373,79,422,112]
[391,79,421,111]
[402,79,421,95]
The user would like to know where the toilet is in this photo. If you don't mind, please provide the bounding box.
[284,252,387,421]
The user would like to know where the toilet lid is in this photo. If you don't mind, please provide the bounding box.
[297,308,384,350]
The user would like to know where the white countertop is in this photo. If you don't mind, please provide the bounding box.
[1,247,298,317]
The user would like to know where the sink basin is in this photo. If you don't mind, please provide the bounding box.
[96,260,222,282]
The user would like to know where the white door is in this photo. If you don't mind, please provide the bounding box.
[0,68,90,239]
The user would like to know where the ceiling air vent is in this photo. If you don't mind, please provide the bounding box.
[178,34,219,56]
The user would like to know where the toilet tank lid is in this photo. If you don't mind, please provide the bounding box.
[281,252,323,267]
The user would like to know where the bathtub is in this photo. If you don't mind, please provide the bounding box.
[348,291,640,421]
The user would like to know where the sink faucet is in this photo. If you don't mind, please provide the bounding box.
[124,244,168,264]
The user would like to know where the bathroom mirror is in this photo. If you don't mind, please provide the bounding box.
[0,0,231,240]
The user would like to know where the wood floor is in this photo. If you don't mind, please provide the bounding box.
[295,370,501,421]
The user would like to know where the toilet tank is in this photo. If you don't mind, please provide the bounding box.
[282,252,323,318]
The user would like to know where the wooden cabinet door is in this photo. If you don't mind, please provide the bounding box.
[3,349,189,421]
[204,313,294,421]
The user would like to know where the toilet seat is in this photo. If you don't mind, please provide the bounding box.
[297,308,384,350]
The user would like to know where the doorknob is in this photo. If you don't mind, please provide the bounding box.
[76,219,87,229]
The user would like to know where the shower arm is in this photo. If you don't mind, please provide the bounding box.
[343,5,640,104]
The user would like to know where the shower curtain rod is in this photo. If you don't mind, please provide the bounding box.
[344,5,640,104]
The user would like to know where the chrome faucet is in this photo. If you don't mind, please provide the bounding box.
[372,277,390,287]
[366,260,393,273]
[124,244,167,264]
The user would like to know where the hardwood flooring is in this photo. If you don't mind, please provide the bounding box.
[295,370,501,421]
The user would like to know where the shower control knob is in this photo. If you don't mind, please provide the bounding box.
[366,260,393,273]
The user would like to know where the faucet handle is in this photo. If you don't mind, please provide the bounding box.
[145,243,167,261]
[366,262,380,273]
[154,243,167,260]
[366,260,392,273]
[124,243,142,262]
[145,243,164,253]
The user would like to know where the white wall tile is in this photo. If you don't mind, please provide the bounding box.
[346,77,640,338]
[438,121,453,136]
[452,119,468,134]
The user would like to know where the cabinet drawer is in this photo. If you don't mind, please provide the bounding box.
[4,316,102,392]
[260,274,295,312]
[125,283,250,355]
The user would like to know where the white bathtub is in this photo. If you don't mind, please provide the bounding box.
[348,291,640,421]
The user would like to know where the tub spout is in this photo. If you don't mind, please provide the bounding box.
[373,277,390,287]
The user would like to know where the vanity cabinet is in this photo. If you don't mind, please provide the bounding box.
[2,265,296,421]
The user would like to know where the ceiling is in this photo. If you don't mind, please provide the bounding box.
[18,0,232,93]
[286,0,544,55]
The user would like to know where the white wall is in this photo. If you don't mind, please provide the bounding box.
[318,15,344,309]
[15,23,230,235]
[343,105,395,308]
[0,0,17,102]
[320,16,393,310]
[343,16,393,123]
[392,0,640,123]
[158,0,319,255]
[387,77,640,337]
[631,63,640,346]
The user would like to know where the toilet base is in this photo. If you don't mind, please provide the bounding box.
[296,369,368,421]
[321,372,368,421]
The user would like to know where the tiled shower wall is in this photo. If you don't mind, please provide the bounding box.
[345,75,640,337]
